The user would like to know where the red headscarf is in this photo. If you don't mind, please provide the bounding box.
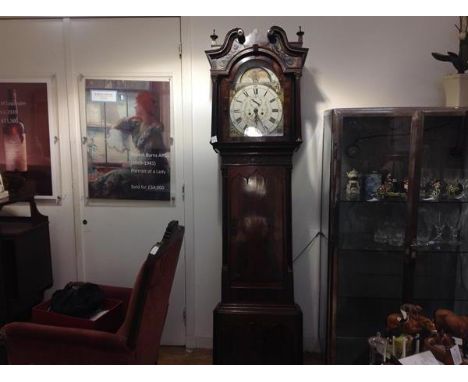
[136,90,158,120]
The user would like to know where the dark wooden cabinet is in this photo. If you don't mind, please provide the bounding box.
[0,192,52,325]
[206,27,308,364]
[324,108,468,364]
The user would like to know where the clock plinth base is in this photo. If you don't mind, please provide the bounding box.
[213,303,303,365]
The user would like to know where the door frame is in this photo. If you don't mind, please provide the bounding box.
[63,16,197,346]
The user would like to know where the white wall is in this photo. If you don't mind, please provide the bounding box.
[183,16,458,351]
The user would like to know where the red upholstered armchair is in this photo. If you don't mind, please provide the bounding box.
[4,221,184,364]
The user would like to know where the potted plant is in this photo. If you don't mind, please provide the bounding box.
[432,16,468,106]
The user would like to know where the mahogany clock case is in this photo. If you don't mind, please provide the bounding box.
[206,27,308,364]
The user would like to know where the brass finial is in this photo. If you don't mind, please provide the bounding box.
[237,29,246,44]
[210,29,219,47]
[297,26,304,45]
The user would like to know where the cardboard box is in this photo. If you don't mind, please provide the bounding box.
[32,298,124,332]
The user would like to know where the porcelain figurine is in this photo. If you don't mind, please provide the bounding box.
[345,169,360,201]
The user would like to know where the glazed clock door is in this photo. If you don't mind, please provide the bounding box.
[219,59,292,143]
[229,66,284,137]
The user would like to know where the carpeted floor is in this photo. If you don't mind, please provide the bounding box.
[158,346,324,365]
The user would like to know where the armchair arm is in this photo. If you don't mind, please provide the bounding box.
[4,322,133,364]
[98,284,133,313]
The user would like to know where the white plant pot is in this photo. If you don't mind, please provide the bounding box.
[443,74,468,107]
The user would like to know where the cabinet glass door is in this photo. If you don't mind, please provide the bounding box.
[334,115,412,364]
[413,113,468,315]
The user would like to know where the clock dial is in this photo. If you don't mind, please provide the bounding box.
[229,83,283,137]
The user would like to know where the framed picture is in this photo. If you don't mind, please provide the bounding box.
[0,79,59,198]
[81,77,172,201]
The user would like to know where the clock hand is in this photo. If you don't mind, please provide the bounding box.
[251,99,261,107]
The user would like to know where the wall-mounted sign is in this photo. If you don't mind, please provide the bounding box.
[84,78,171,201]
[91,89,117,103]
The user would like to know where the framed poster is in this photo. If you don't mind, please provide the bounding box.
[0,80,58,198]
[83,78,171,201]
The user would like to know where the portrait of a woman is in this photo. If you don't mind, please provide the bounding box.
[89,89,170,200]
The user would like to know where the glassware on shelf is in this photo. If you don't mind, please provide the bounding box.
[416,217,430,247]
[368,332,388,364]
[388,229,404,247]
[446,209,461,245]
[388,223,405,247]
[448,226,460,245]
[417,207,465,249]
[373,221,405,247]
[373,221,387,246]
[374,226,388,245]
[431,212,446,245]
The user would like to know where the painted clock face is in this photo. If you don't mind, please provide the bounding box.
[229,67,283,137]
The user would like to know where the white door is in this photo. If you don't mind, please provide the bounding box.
[69,17,185,345]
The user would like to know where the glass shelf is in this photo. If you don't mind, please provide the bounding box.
[339,199,407,204]
[338,244,468,254]
[339,246,405,253]
[337,295,403,301]
[413,244,468,253]
[419,199,468,204]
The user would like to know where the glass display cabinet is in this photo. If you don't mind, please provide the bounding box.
[324,108,468,364]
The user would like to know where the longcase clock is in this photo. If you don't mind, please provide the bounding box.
[206,26,308,364]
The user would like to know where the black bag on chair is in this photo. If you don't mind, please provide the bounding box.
[50,282,104,318]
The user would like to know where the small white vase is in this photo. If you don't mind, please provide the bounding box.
[443,74,468,107]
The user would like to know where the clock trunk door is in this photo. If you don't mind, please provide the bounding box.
[224,165,292,303]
